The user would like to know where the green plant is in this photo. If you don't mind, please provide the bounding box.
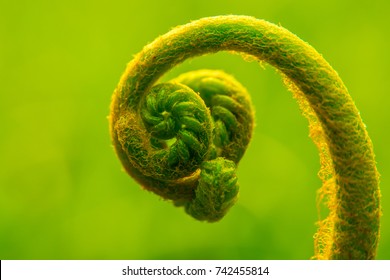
[109,15,380,259]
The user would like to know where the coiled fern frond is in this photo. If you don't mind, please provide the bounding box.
[109,15,380,259]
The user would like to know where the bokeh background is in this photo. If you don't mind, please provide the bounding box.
[1,0,389,259]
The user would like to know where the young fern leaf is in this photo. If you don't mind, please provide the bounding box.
[109,15,380,259]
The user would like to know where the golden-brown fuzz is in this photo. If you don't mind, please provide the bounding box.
[110,15,380,259]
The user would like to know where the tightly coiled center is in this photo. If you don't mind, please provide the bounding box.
[115,70,254,221]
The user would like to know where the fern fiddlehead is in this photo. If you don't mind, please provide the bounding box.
[109,16,380,259]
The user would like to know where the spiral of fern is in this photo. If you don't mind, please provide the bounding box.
[109,15,380,259]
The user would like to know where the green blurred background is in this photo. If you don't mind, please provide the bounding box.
[0,0,388,259]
